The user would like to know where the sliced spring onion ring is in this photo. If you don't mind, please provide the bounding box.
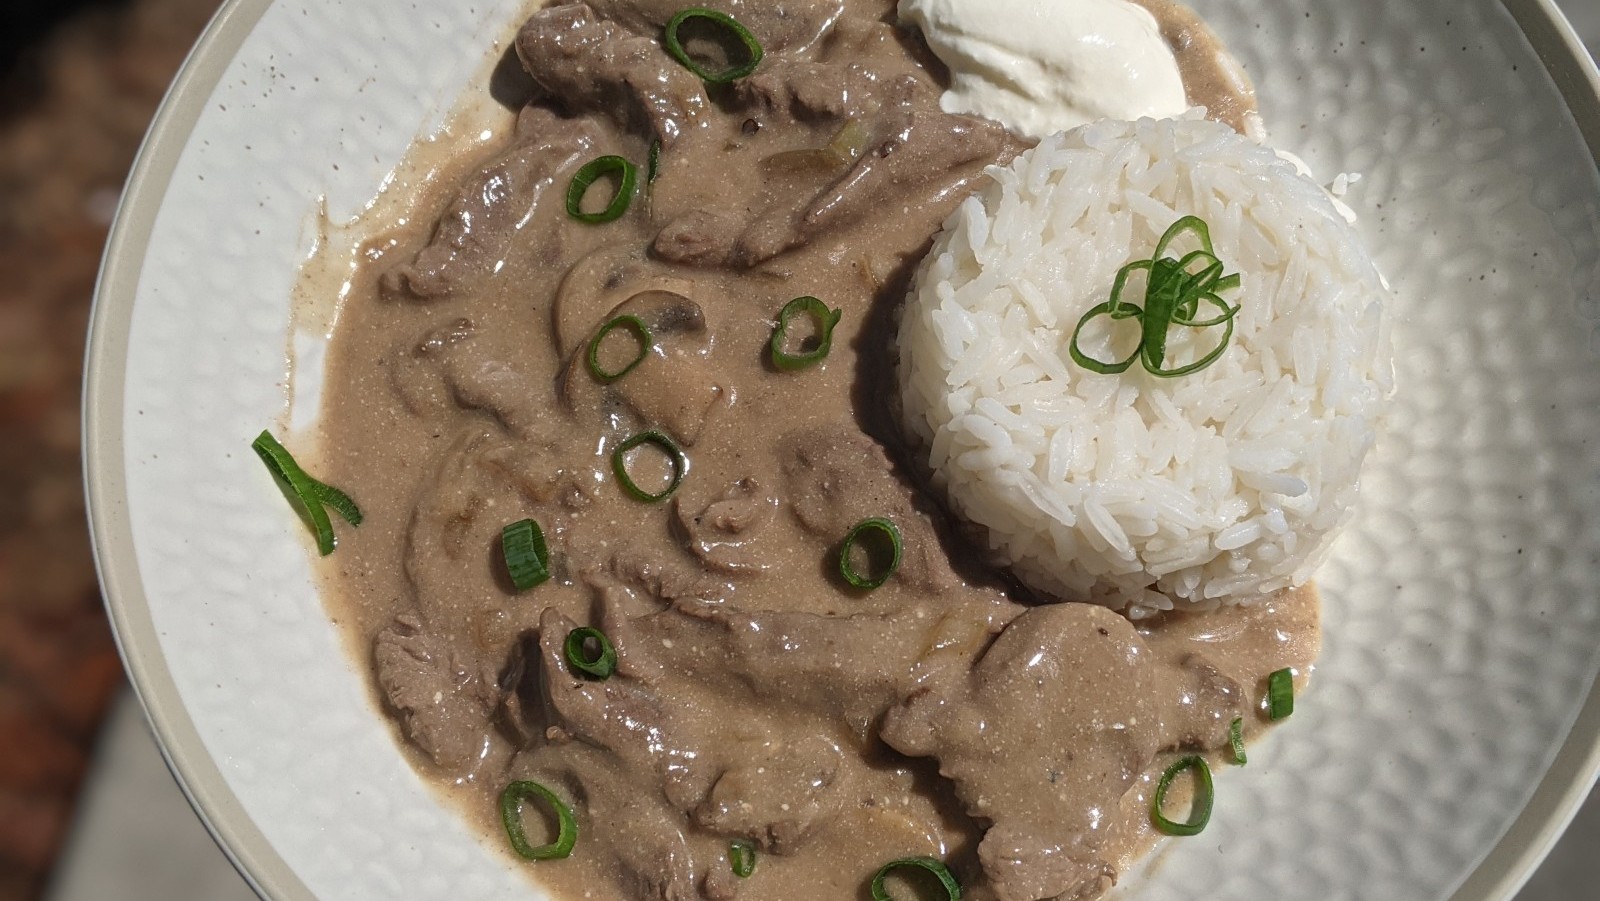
[1267,667,1295,720]
[1151,754,1214,837]
[870,856,961,901]
[663,8,763,84]
[839,517,902,591]
[769,296,842,371]
[611,430,687,502]
[728,840,756,878]
[564,626,618,679]
[251,430,362,556]
[501,519,551,591]
[499,780,578,860]
[587,315,653,383]
[647,139,662,184]
[1229,716,1247,765]
[1069,215,1241,378]
[566,155,637,224]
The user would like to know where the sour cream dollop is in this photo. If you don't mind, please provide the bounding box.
[897,0,1188,138]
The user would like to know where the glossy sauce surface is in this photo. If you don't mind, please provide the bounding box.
[314,2,1313,898]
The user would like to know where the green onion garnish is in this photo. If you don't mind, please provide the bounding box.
[647,139,661,184]
[839,517,902,591]
[663,8,763,84]
[1069,215,1241,378]
[311,481,361,527]
[566,155,637,224]
[728,840,756,878]
[564,626,617,680]
[500,519,550,591]
[1268,667,1295,720]
[500,780,578,860]
[611,430,687,502]
[769,296,842,371]
[1229,716,1247,765]
[870,856,961,901]
[250,430,362,556]
[1151,754,1214,836]
[587,315,652,383]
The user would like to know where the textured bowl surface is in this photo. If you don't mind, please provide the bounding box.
[83,1,1600,899]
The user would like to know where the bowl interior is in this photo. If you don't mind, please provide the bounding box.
[85,1,1600,899]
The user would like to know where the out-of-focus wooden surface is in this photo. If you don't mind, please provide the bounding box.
[0,1,220,898]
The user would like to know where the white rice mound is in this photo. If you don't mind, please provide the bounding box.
[897,113,1392,615]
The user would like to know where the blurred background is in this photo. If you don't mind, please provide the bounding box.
[0,0,1595,899]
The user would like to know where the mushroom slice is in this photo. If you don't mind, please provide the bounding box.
[562,290,732,447]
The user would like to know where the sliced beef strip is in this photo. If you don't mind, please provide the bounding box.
[622,594,1018,740]
[388,318,557,441]
[735,59,892,123]
[672,477,781,574]
[373,614,501,774]
[514,742,705,901]
[382,107,601,300]
[533,604,860,849]
[585,0,847,56]
[516,2,710,145]
[779,425,961,593]
[881,604,1165,901]
[653,76,1019,269]
[535,606,722,813]
[691,733,849,852]
[381,427,603,768]
[792,107,1014,239]
[651,209,747,267]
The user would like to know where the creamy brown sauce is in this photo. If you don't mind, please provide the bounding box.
[313,2,1314,899]
[1130,0,1260,137]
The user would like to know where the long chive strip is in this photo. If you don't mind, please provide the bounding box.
[611,430,688,502]
[839,517,902,590]
[1069,216,1241,378]
[587,315,652,383]
[1268,667,1295,720]
[729,840,756,878]
[1228,716,1247,765]
[499,780,578,860]
[566,155,637,224]
[501,519,551,591]
[564,626,617,680]
[647,139,662,184]
[870,857,961,901]
[251,430,362,556]
[1151,755,1214,836]
[663,8,763,84]
[769,296,842,371]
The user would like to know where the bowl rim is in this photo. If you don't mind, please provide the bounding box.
[80,1,1600,899]
[82,0,303,896]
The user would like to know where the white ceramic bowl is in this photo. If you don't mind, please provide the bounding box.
[84,1,1600,898]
